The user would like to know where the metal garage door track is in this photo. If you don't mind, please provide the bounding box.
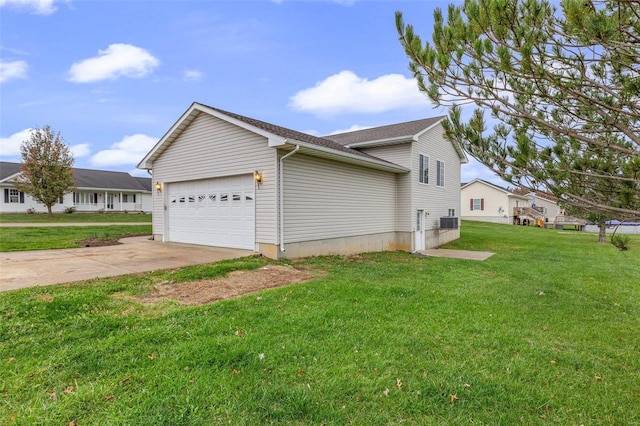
[0,237,252,292]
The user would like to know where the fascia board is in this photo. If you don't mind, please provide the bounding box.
[414,117,468,163]
[288,140,410,173]
[345,137,412,149]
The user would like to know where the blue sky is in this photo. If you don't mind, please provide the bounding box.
[1,0,499,183]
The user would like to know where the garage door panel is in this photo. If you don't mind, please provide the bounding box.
[167,175,254,249]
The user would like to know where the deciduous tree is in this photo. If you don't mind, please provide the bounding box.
[14,126,75,216]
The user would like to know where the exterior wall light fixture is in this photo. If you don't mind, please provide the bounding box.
[155,182,162,192]
[254,170,263,186]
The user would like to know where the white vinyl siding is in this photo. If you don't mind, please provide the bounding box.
[360,143,412,168]
[152,113,277,244]
[359,143,412,232]
[282,153,396,243]
[411,123,462,230]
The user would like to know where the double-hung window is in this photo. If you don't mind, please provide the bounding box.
[436,160,445,187]
[471,198,484,211]
[5,188,24,203]
[418,154,429,184]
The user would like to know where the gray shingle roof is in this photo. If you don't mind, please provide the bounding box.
[0,162,21,181]
[324,117,445,146]
[0,162,150,191]
[198,103,396,163]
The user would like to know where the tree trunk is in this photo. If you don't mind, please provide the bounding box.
[598,220,606,243]
[47,205,53,217]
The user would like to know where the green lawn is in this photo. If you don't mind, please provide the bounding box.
[0,225,152,251]
[1,222,638,424]
[0,213,151,223]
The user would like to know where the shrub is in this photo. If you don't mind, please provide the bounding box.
[611,234,630,251]
[26,208,36,214]
[64,206,76,214]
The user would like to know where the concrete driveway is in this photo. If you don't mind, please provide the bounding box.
[0,237,253,292]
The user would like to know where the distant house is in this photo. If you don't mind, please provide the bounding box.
[138,102,468,259]
[461,178,563,225]
[461,178,531,224]
[0,161,152,213]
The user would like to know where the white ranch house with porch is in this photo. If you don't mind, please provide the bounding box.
[138,102,468,259]
[0,162,152,214]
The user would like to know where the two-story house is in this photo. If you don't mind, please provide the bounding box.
[138,102,468,259]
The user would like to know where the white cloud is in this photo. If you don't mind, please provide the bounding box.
[68,44,160,83]
[0,0,58,14]
[1,130,90,160]
[69,143,90,158]
[329,124,372,135]
[289,70,427,115]
[91,134,157,167]
[0,59,28,83]
[183,69,203,82]
[462,157,505,186]
[0,128,32,158]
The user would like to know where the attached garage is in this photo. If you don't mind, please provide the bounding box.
[166,174,255,249]
[138,102,465,259]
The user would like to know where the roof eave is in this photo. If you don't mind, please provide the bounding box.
[344,136,413,149]
[75,186,151,193]
[283,140,410,173]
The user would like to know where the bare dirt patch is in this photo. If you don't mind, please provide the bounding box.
[136,265,315,306]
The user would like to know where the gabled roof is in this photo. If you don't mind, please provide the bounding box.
[134,176,152,191]
[72,167,150,191]
[0,162,150,192]
[138,103,413,173]
[325,117,445,146]
[0,162,21,182]
[461,178,528,199]
[203,104,378,160]
[324,116,467,163]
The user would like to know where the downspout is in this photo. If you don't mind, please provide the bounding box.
[279,145,299,252]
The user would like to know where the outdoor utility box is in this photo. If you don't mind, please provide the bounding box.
[440,216,459,229]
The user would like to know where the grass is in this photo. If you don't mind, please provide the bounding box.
[0,225,152,251]
[0,213,151,223]
[1,222,639,425]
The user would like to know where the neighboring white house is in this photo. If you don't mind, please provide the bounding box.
[0,162,152,214]
[461,178,563,225]
[138,102,468,259]
[461,178,530,224]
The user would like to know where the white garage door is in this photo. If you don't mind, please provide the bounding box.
[166,175,255,249]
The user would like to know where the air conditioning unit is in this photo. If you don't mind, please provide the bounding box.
[440,216,459,229]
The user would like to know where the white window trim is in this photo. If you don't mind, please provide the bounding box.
[418,153,430,185]
[436,159,445,187]
[8,189,21,203]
